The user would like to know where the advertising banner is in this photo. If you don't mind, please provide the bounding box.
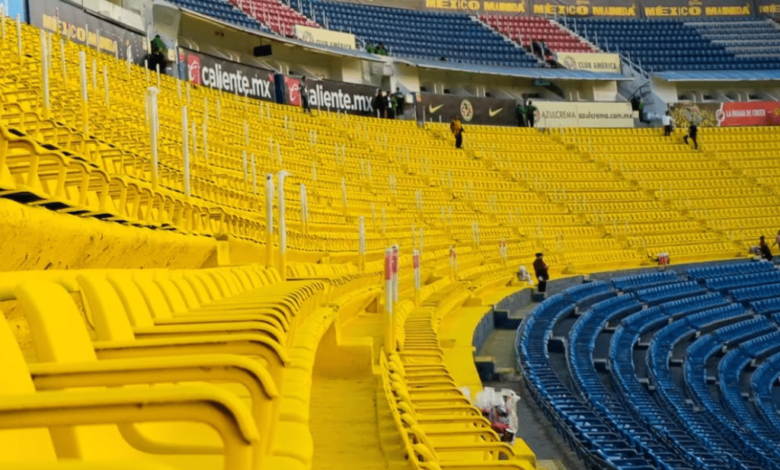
[534,101,634,128]
[285,77,301,106]
[417,94,517,126]
[304,79,377,116]
[422,0,528,13]
[555,52,622,73]
[755,0,780,14]
[670,101,780,128]
[293,25,356,50]
[181,48,276,102]
[531,0,639,16]
[29,0,146,63]
[640,0,752,17]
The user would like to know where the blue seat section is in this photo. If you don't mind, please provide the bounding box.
[561,18,780,72]
[750,297,780,315]
[167,0,270,32]
[684,317,779,469]
[688,262,775,281]
[517,267,780,470]
[569,295,691,470]
[563,280,614,305]
[516,294,657,470]
[611,271,679,291]
[731,282,780,302]
[688,19,780,63]
[705,270,780,292]
[719,331,780,458]
[634,281,706,305]
[618,304,752,469]
[751,352,780,439]
[297,0,539,67]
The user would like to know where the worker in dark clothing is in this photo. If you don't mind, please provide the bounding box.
[683,123,698,150]
[533,253,549,293]
[760,236,773,261]
[451,116,464,149]
[515,103,526,127]
[525,100,537,128]
[366,41,376,53]
[376,43,388,56]
[373,89,386,118]
[149,34,167,72]
[387,91,396,119]
[300,76,312,114]
[393,87,404,117]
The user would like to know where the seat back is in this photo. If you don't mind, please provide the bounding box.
[77,274,137,342]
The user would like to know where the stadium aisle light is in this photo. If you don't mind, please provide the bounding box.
[265,174,274,268]
[40,30,50,118]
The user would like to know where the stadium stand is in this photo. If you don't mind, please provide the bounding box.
[296,0,541,66]
[518,263,780,470]
[166,0,270,32]
[4,4,780,469]
[229,0,320,36]
[562,17,780,71]
[480,15,596,53]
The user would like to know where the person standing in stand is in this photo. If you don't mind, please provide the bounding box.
[525,100,537,128]
[300,76,312,114]
[533,253,549,294]
[760,236,774,261]
[661,111,673,137]
[393,87,405,118]
[683,122,698,150]
[451,115,464,149]
[770,229,780,254]
[373,89,386,118]
[515,102,526,127]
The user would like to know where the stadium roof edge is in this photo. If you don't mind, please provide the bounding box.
[394,57,632,81]
[654,70,780,82]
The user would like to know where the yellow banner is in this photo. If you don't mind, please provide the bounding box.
[642,0,752,16]
[531,2,638,16]
[423,0,527,13]
[534,101,634,128]
[555,52,622,73]
[293,25,356,50]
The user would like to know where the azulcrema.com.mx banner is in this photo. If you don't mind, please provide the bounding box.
[671,102,780,128]
[417,94,517,126]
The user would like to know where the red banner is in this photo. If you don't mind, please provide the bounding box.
[718,102,780,127]
[671,101,780,128]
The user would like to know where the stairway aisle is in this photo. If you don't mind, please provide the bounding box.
[309,376,390,470]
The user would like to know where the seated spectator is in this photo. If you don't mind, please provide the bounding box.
[540,39,551,57]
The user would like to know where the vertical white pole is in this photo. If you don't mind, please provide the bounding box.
[382,207,386,234]
[419,227,423,258]
[358,216,366,271]
[242,150,248,185]
[103,65,109,108]
[155,63,160,89]
[182,105,190,197]
[203,98,209,165]
[60,39,67,85]
[371,202,377,228]
[251,153,257,195]
[384,248,394,353]
[192,118,197,161]
[16,14,21,60]
[126,45,132,74]
[277,171,289,280]
[312,161,317,182]
[91,58,97,91]
[392,245,399,304]
[1,4,5,42]
[265,174,274,268]
[341,176,348,214]
[40,30,50,118]
[148,87,159,189]
[79,51,88,133]
[300,184,308,233]
[413,249,421,306]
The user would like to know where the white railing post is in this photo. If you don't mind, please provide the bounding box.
[359,216,366,272]
[277,171,289,280]
[413,249,421,306]
[40,30,50,118]
[182,105,190,197]
[392,245,399,305]
[265,173,275,268]
[147,87,159,189]
[79,51,88,133]
[384,247,394,354]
